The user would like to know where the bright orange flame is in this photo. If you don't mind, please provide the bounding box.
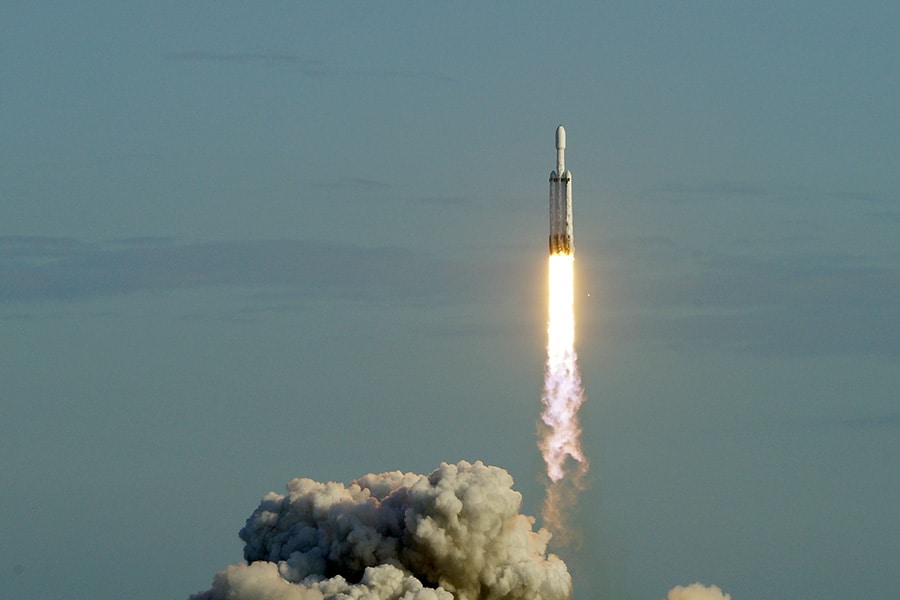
[546,254,576,385]
[541,254,586,480]
[539,253,588,543]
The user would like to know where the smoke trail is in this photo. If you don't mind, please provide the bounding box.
[539,253,588,543]
[190,461,572,600]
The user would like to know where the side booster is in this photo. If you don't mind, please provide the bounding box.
[549,125,573,255]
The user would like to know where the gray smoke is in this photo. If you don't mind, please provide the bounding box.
[190,461,572,600]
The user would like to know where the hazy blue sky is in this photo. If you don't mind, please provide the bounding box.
[2,3,898,599]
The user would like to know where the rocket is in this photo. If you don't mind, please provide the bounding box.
[549,125,573,255]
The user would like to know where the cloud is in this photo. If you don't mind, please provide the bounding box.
[7,233,896,355]
[652,181,768,200]
[825,190,892,204]
[166,51,325,67]
[165,51,454,82]
[589,238,900,356]
[311,177,395,192]
[869,210,900,224]
[190,461,571,600]
[665,583,731,600]
[648,181,897,211]
[345,68,456,84]
[839,412,900,429]
[409,196,475,208]
[0,237,478,306]
[0,235,93,259]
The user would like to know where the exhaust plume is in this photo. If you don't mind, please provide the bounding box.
[539,253,588,543]
[190,461,572,600]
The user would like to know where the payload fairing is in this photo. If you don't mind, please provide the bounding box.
[549,125,573,255]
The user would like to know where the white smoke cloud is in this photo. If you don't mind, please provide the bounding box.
[190,461,572,600]
[665,582,731,600]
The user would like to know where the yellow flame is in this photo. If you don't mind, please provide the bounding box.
[540,252,588,544]
[546,254,576,364]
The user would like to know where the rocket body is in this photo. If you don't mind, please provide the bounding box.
[549,125,573,255]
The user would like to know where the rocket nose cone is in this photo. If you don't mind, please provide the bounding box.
[556,125,566,149]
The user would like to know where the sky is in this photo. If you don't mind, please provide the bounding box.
[1,2,898,599]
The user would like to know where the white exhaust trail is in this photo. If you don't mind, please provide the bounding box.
[539,252,588,544]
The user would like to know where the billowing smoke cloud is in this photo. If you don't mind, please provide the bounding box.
[190,461,572,600]
[665,582,731,600]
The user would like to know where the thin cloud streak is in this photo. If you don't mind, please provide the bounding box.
[646,181,896,211]
[410,196,475,208]
[311,177,395,192]
[0,237,479,306]
[165,51,324,67]
[165,51,455,82]
[587,237,900,356]
[4,235,897,356]
[653,181,769,198]
[841,413,900,429]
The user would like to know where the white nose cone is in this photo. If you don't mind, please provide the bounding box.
[556,125,566,149]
